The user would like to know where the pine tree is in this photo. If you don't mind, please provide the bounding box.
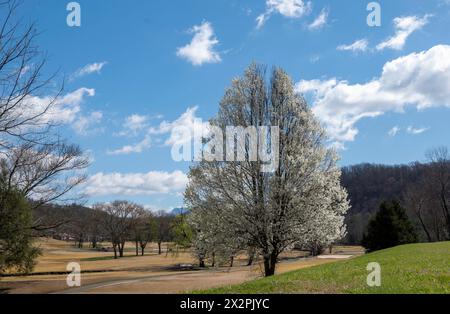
[0,165,40,275]
[362,201,418,252]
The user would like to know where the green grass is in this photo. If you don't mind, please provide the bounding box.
[200,242,450,294]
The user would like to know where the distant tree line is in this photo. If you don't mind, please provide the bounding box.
[343,147,450,244]
[33,202,187,259]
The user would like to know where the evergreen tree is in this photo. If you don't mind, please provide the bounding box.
[362,201,418,252]
[0,166,40,275]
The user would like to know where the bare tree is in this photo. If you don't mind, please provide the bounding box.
[0,1,89,211]
[0,0,90,273]
[97,201,142,259]
[404,181,433,242]
[424,147,450,239]
[1,0,60,146]
[131,209,154,256]
[154,211,172,255]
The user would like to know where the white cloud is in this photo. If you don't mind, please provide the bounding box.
[108,107,207,155]
[19,87,95,128]
[296,45,450,145]
[114,114,150,137]
[73,111,103,135]
[85,170,188,196]
[72,62,107,79]
[176,21,221,66]
[308,8,328,31]
[107,136,151,155]
[4,87,96,139]
[149,106,208,147]
[337,39,369,52]
[256,14,269,29]
[256,0,312,29]
[406,126,429,135]
[376,15,430,51]
[268,0,311,17]
[297,78,338,96]
[124,114,148,132]
[388,126,401,137]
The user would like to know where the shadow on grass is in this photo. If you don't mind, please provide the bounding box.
[80,255,139,262]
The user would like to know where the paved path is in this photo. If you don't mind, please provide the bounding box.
[57,271,196,294]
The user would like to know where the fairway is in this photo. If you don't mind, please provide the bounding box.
[201,242,450,294]
[0,238,362,294]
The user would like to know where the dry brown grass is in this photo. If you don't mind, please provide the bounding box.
[0,238,363,294]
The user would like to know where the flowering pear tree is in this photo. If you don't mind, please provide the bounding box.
[185,64,349,276]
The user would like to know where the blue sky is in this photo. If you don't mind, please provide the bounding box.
[14,0,450,210]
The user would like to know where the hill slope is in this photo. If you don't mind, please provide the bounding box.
[201,242,450,294]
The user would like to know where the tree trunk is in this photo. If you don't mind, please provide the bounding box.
[158,241,162,255]
[230,256,234,267]
[91,237,97,249]
[113,244,118,259]
[135,241,139,256]
[199,258,205,268]
[263,252,277,277]
[247,248,255,266]
[434,216,442,241]
[119,241,125,257]
[440,193,450,238]
[211,253,215,267]
[417,212,432,242]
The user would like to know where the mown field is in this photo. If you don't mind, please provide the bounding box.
[200,242,450,294]
[0,238,362,294]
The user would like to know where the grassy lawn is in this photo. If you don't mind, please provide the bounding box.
[199,242,450,294]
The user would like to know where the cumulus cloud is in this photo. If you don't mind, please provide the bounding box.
[124,114,148,132]
[114,114,150,137]
[149,106,208,147]
[108,106,208,155]
[5,87,96,138]
[296,45,450,145]
[72,62,107,80]
[84,170,188,196]
[337,39,369,53]
[307,8,329,31]
[256,0,312,29]
[107,136,151,155]
[19,87,95,127]
[376,15,430,51]
[73,111,104,135]
[176,21,221,66]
